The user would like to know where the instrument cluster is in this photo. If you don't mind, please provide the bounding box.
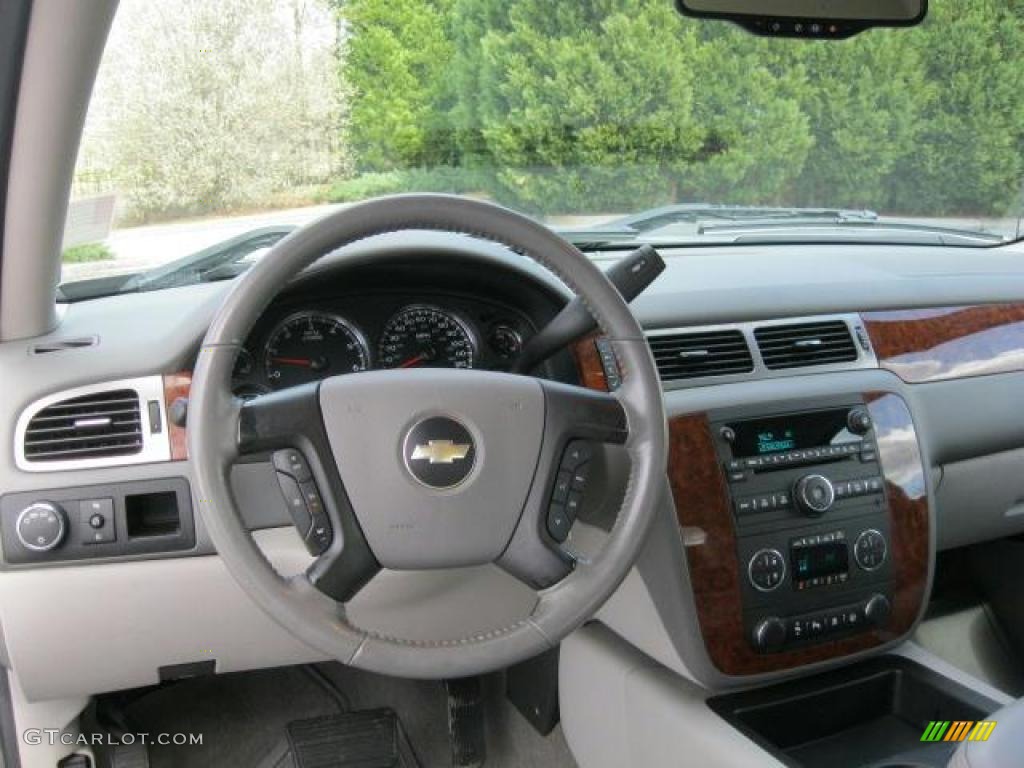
[231,295,532,397]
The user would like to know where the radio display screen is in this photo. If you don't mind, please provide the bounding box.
[727,408,857,458]
[792,541,849,582]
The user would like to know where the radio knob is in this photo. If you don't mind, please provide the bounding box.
[847,408,873,435]
[864,594,892,627]
[793,474,835,516]
[15,502,67,552]
[752,617,787,653]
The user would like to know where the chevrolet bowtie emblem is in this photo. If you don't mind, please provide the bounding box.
[409,439,472,464]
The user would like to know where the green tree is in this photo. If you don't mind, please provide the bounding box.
[791,29,929,210]
[77,0,346,222]
[341,0,456,171]
[886,0,1024,216]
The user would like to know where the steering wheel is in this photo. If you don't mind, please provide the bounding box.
[189,195,667,679]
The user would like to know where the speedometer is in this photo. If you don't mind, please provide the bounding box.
[378,305,476,369]
[263,311,370,389]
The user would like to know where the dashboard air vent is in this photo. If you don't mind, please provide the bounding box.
[755,320,858,370]
[23,389,143,462]
[647,329,754,381]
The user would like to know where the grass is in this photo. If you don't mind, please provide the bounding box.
[62,242,115,263]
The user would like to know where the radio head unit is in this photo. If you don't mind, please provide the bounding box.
[710,400,893,654]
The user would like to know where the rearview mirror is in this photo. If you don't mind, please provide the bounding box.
[675,0,927,39]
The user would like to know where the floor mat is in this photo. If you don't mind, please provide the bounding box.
[113,663,576,768]
[287,709,416,768]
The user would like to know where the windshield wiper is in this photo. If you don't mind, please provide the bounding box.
[601,203,879,234]
[562,203,1005,248]
[120,226,295,292]
[695,218,1005,245]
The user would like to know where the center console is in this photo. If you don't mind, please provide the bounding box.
[666,392,929,676]
[712,402,893,655]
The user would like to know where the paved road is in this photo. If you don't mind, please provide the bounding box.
[61,203,347,283]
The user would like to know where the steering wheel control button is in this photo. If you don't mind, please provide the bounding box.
[748,548,786,592]
[402,416,477,490]
[854,529,887,571]
[565,491,584,522]
[272,449,312,483]
[300,481,325,516]
[552,472,572,503]
[569,462,590,492]
[16,502,67,552]
[547,504,571,542]
[276,472,313,537]
[306,514,332,555]
[562,440,593,469]
[794,474,835,516]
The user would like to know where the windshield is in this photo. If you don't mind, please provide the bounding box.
[62,0,1024,296]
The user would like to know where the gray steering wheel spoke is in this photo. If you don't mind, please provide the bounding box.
[237,383,381,602]
[496,380,628,589]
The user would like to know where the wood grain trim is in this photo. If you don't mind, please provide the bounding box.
[163,372,191,461]
[670,393,929,675]
[862,304,1024,383]
[573,333,609,391]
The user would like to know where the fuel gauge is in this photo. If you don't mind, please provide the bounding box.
[489,325,523,359]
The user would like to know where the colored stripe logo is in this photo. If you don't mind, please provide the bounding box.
[920,721,996,742]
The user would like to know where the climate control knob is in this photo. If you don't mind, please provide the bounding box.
[793,474,835,516]
[747,548,786,592]
[864,594,892,627]
[752,617,787,653]
[854,528,887,571]
[15,502,67,552]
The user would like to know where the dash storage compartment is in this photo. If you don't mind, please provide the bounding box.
[709,656,1000,768]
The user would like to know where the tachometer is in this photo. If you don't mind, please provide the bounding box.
[378,305,476,370]
[263,311,370,389]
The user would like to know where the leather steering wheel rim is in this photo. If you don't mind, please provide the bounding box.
[189,194,667,678]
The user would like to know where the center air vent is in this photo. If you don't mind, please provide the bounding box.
[23,389,143,462]
[647,329,754,381]
[754,320,858,370]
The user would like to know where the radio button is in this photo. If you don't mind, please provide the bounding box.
[735,498,756,515]
[748,548,786,592]
[866,477,883,493]
[772,491,791,508]
[727,470,747,483]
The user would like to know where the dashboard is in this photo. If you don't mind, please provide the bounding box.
[5,232,1024,704]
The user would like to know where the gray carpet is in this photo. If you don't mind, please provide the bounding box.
[119,663,577,768]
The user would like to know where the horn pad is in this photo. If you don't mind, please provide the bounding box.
[319,368,545,569]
